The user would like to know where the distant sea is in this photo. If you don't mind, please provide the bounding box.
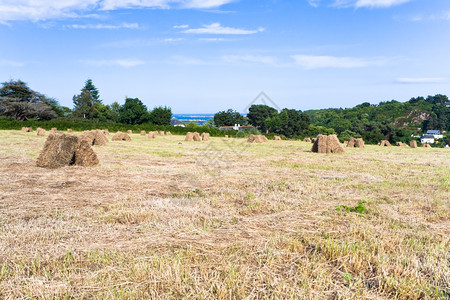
[172,114,214,125]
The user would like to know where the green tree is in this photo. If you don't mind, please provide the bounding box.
[265,108,310,137]
[213,109,245,127]
[0,80,57,120]
[72,79,102,119]
[119,98,150,124]
[149,106,172,125]
[247,104,278,132]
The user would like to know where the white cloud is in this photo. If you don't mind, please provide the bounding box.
[83,59,145,67]
[173,24,189,28]
[182,22,263,34]
[65,22,140,29]
[0,0,235,23]
[0,59,25,67]
[354,0,412,8]
[167,55,209,65]
[198,37,226,41]
[222,55,277,65]
[292,54,385,69]
[396,77,447,84]
[307,0,321,7]
[164,37,185,42]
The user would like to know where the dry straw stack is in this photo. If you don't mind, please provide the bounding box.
[201,132,210,141]
[36,128,46,136]
[166,131,172,136]
[422,144,431,148]
[395,142,408,147]
[159,131,165,136]
[379,140,391,147]
[410,140,418,148]
[112,132,131,141]
[140,130,146,136]
[247,134,268,143]
[185,132,201,141]
[311,134,345,154]
[103,129,109,135]
[36,133,99,168]
[127,130,133,134]
[21,127,33,132]
[67,128,73,133]
[148,131,157,139]
[303,137,311,143]
[347,137,365,148]
[273,136,282,140]
[80,130,109,146]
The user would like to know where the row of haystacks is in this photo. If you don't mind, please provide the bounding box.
[147,131,172,138]
[112,132,131,141]
[311,134,345,153]
[36,133,99,168]
[248,134,269,143]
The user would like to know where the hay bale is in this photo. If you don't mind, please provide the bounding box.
[347,137,356,147]
[21,127,27,132]
[112,132,131,141]
[185,132,194,141]
[51,127,57,132]
[410,140,418,148]
[311,134,345,153]
[225,135,228,138]
[148,131,157,139]
[273,136,282,141]
[67,128,72,133]
[303,137,311,143]
[36,134,98,168]
[127,130,132,134]
[80,130,109,146]
[193,132,201,142]
[140,130,146,136]
[395,142,408,147]
[355,138,365,148]
[36,128,46,136]
[159,131,165,136]
[247,134,268,143]
[22,127,33,132]
[201,132,210,141]
[422,143,431,148]
[103,129,109,135]
[311,138,317,143]
[379,140,391,147]
[166,131,172,136]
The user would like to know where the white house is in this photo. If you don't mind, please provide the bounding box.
[420,135,435,144]
[426,130,443,139]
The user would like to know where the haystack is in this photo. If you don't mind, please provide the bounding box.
[67,128,72,133]
[127,130,133,134]
[148,131,157,139]
[166,131,172,136]
[36,133,99,168]
[22,127,33,132]
[379,140,391,147]
[303,137,311,143]
[103,129,109,135]
[422,144,431,148]
[112,132,131,141]
[347,137,364,148]
[311,138,317,143]
[311,134,345,153]
[247,134,268,143]
[51,127,57,132]
[36,128,46,136]
[201,132,210,141]
[185,132,194,141]
[140,130,146,136]
[159,131,165,136]
[224,135,229,139]
[193,132,202,141]
[80,130,109,146]
[410,140,418,148]
[395,142,408,147]
[273,136,282,140]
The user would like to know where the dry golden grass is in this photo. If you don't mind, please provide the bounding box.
[0,130,449,299]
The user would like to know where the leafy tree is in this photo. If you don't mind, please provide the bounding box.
[265,108,310,137]
[119,98,150,125]
[149,106,172,125]
[247,104,278,132]
[213,109,245,127]
[0,80,57,120]
[72,79,102,119]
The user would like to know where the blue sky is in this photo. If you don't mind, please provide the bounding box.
[1,0,450,113]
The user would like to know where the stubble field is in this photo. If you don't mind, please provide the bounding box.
[0,130,449,299]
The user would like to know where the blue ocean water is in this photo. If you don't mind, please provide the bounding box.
[172,114,214,125]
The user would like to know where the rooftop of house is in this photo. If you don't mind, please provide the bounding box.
[426,130,441,134]
[421,135,435,139]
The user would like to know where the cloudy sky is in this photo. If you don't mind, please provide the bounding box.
[1,0,450,113]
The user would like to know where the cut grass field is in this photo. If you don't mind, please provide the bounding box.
[0,130,448,299]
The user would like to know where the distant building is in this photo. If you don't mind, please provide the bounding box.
[420,135,435,144]
[445,102,450,108]
[171,118,185,127]
[426,130,443,139]
[219,124,254,131]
